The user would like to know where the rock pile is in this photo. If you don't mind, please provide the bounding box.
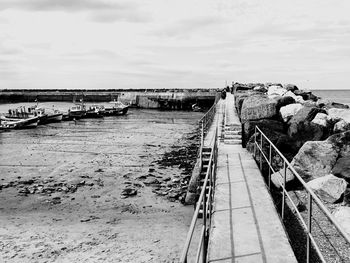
[233,82,350,235]
[141,129,200,203]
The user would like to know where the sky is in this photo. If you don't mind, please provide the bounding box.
[0,0,350,90]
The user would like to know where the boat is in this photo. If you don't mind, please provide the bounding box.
[5,106,47,123]
[104,100,129,116]
[68,103,86,119]
[0,116,40,129]
[39,108,63,124]
[85,105,105,118]
[192,103,203,112]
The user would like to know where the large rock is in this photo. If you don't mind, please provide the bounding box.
[267,86,287,97]
[283,91,304,104]
[294,90,318,101]
[317,99,349,109]
[311,113,330,128]
[327,131,350,157]
[284,84,298,92]
[327,108,350,123]
[240,94,278,122]
[243,119,284,147]
[271,169,295,189]
[332,156,350,181]
[333,207,350,237]
[292,140,339,182]
[334,119,350,133]
[280,103,303,122]
[307,174,347,203]
[276,96,296,109]
[288,106,326,147]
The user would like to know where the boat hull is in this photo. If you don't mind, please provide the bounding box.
[0,116,40,129]
[104,106,129,116]
[40,113,63,124]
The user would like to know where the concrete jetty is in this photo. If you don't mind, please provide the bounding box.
[207,93,297,262]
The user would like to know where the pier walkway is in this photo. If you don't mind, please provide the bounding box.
[207,93,297,262]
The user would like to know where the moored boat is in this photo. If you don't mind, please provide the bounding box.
[85,105,105,118]
[104,100,129,116]
[0,116,40,129]
[68,103,86,119]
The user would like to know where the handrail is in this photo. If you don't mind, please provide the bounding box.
[180,127,218,263]
[253,125,350,263]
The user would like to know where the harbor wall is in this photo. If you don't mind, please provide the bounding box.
[0,89,218,110]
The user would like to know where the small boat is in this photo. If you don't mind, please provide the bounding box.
[85,105,105,118]
[5,106,47,123]
[104,100,129,116]
[192,103,202,112]
[0,116,39,129]
[68,103,86,119]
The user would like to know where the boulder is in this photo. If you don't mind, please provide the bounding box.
[243,119,284,147]
[332,156,350,181]
[284,84,298,92]
[276,96,296,110]
[327,108,350,123]
[334,119,350,133]
[307,174,347,203]
[253,86,267,93]
[317,99,349,109]
[302,100,317,107]
[271,169,295,189]
[343,188,350,206]
[294,90,318,101]
[327,131,350,157]
[333,207,350,237]
[266,83,283,87]
[311,113,330,128]
[280,103,303,122]
[267,86,287,97]
[288,106,326,147]
[291,140,339,182]
[240,94,278,122]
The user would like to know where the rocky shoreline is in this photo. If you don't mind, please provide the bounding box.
[233,82,350,260]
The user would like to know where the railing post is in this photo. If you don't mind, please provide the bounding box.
[282,161,286,220]
[259,131,263,171]
[268,144,272,190]
[253,126,257,158]
[307,192,312,263]
[202,181,207,263]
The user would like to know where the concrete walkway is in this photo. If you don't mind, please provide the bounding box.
[207,93,297,263]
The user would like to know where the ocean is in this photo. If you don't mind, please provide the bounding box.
[312,89,350,106]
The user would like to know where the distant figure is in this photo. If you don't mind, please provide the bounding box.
[73,118,77,125]
[221,89,227,99]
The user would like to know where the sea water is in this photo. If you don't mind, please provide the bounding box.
[312,89,350,106]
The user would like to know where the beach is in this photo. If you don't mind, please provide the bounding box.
[0,106,202,262]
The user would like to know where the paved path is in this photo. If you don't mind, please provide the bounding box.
[207,93,297,263]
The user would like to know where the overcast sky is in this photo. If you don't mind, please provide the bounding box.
[0,0,350,90]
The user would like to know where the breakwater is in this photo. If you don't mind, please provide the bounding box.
[0,89,218,110]
[233,82,350,261]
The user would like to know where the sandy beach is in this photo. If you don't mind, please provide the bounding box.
[0,107,202,262]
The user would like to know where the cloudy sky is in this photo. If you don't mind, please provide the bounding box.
[0,0,350,90]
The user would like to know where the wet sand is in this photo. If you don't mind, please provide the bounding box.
[0,106,202,262]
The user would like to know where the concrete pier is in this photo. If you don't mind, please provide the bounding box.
[207,93,297,262]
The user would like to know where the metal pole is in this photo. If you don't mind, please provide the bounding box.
[259,132,263,171]
[268,144,272,190]
[253,126,257,158]
[282,161,286,220]
[307,192,312,263]
[202,180,207,263]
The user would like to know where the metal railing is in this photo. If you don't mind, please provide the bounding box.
[180,127,218,263]
[253,125,350,263]
[197,93,220,172]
